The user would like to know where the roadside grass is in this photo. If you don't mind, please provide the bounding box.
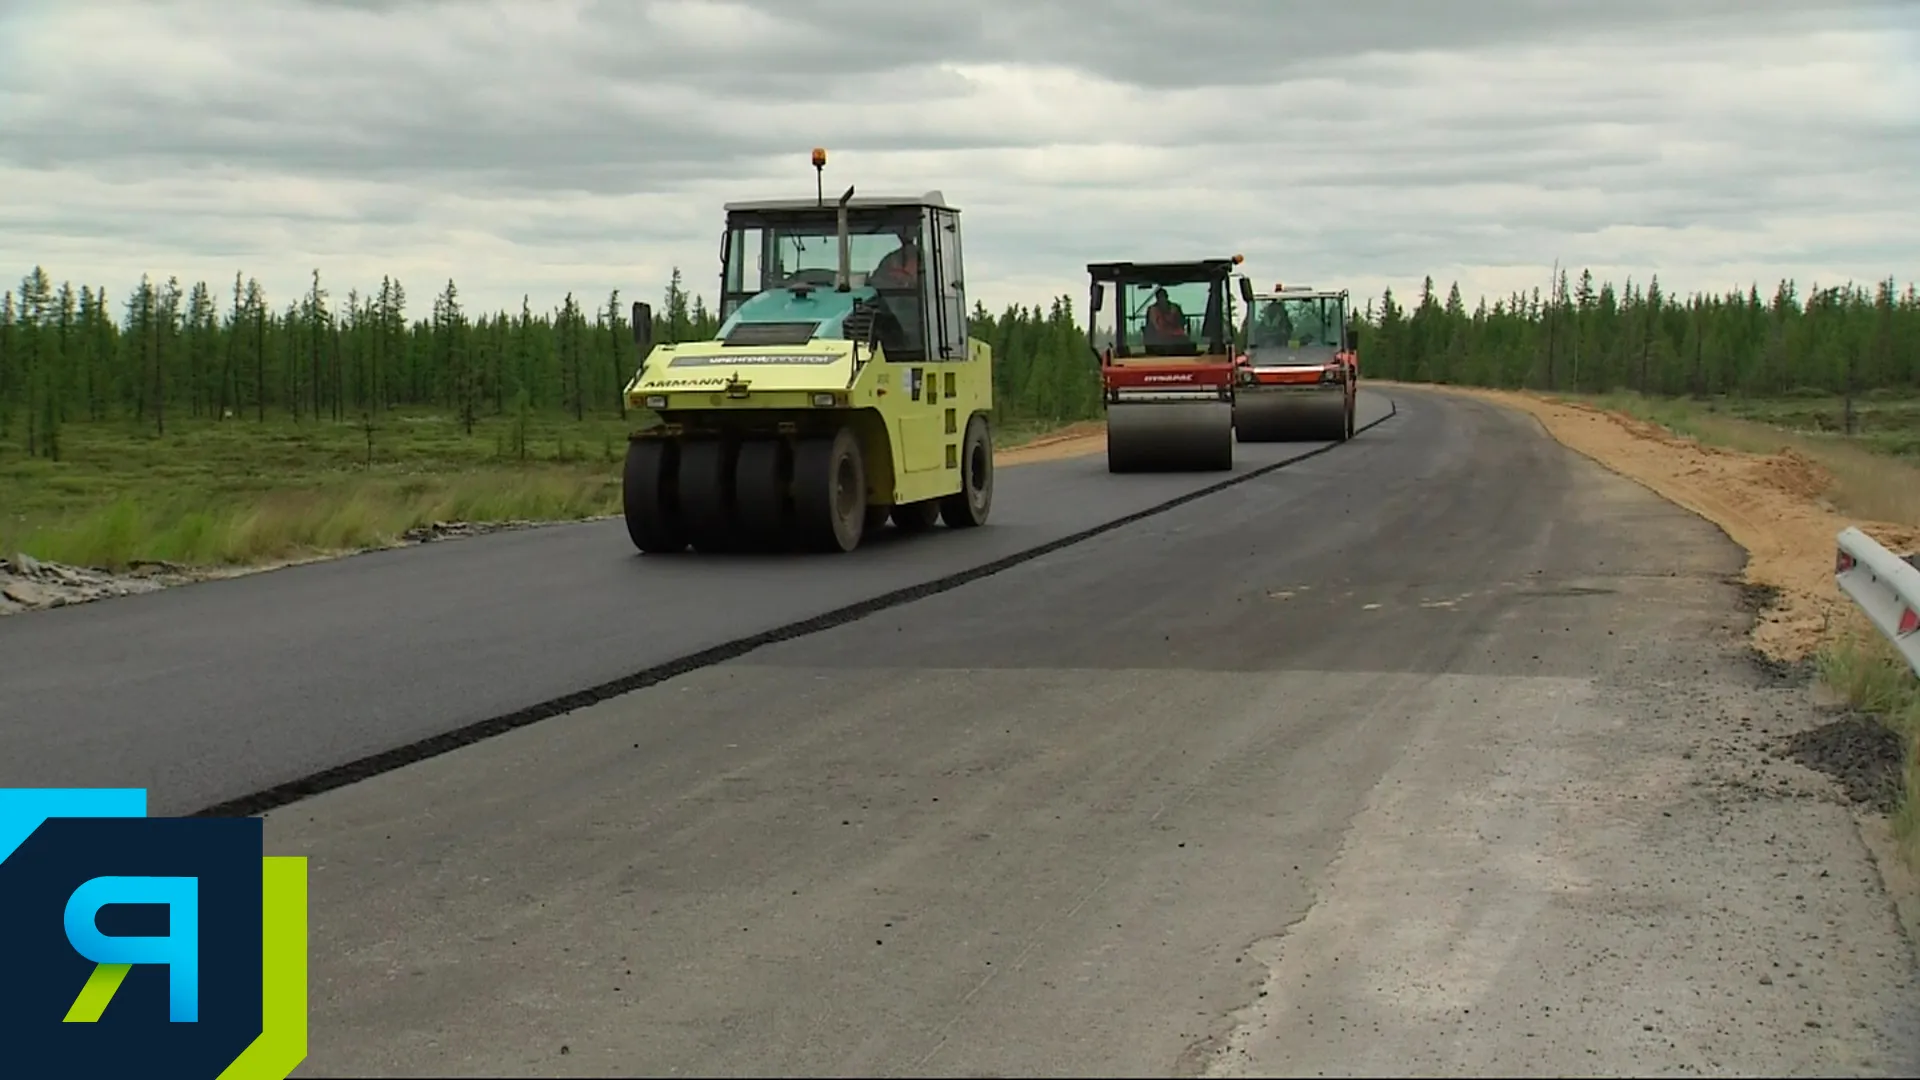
[2,408,1088,570]
[1817,629,1920,867]
[1532,387,1920,863]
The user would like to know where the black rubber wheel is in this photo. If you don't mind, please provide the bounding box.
[891,500,941,533]
[940,413,993,528]
[793,426,867,553]
[678,439,739,553]
[622,438,686,554]
[734,438,792,551]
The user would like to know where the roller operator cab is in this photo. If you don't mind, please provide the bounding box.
[1232,283,1358,443]
[1087,256,1255,473]
[620,150,994,555]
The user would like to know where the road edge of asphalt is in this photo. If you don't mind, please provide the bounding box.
[194,396,1402,819]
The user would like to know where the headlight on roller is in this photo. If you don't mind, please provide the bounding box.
[645,395,667,409]
[812,393,836,407]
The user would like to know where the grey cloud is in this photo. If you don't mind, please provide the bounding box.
[1,0,1915,317]
[4,0,1889,182]
[717,0,1889,88]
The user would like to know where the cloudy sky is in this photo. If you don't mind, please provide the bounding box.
[2,0,1916,325]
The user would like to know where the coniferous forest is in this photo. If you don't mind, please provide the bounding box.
[1353,272,1920,398]
[0,265,1099,460]
[1,264,1917,464]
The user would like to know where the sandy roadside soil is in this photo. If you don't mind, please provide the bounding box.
[996,421,1105,465]
[1373,380,1920,665]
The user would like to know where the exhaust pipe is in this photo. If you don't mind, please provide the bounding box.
[836,184,855,292]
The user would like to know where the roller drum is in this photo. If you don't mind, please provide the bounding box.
[1235,390,1348,443]
[1106,400,1234,473]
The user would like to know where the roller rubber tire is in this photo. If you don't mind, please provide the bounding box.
[793,426,868,553]
[733,438,792,551]
[622,438,687,554]
[891,499,942,533]
[939,414,993,528]
[678,439,740,553]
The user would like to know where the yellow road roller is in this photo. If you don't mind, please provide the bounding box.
[1232,283,1358,443]
[619,151,994,554]
[1087,257,1256,472]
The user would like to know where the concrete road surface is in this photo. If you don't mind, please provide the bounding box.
[263,386,1918,1076]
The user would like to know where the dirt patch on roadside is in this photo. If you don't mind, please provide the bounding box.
[999,421,1106,466]
[1779,713,1908,814]
[0,516,620,618]
[1755,448,1836,504]
[1384,381,1920,664]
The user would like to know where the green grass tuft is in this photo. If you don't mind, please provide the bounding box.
[1816,633,1920,868]
[0,409,637,569]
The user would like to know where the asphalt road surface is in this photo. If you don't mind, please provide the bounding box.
[0,393,1390,816]
[266,386,1919,1077]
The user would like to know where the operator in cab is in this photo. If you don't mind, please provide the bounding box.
[869,224,923,289]
[1143,287,1190,347]
[1253,300,1293,347]
[1291,302,1326,345]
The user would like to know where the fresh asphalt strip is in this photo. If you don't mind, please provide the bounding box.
[192,399,1399,819]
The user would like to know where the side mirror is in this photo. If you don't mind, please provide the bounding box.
[631,300,654,354]
[1238,276,1254,305]
[1090,283,1104,313]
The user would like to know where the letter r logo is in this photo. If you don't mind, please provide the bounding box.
[62,875,200,1023]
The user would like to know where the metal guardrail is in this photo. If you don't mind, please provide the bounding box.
[1834,526,1920,677]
